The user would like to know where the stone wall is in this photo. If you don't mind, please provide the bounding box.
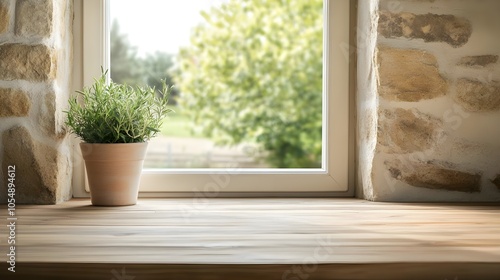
[2,0,499,204]
[358,0,500,201]
[0,0,73,204]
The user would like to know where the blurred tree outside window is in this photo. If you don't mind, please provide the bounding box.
[110,0,323,168]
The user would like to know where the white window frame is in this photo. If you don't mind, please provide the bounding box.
[73,0,353,196]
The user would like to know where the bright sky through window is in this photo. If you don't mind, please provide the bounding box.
[111,0,227,56]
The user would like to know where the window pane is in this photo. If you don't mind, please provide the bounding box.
[110,0,323,168]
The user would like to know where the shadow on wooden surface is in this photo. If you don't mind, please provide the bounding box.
[1,263,500,280]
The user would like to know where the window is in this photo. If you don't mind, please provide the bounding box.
[75,0,352,195]
[110,0,323,170]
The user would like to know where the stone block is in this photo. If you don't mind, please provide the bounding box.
[15,0,53,38]
[386,159,481,192]
[458,55,498,68]
[378,108,442,154]
[378,47,448,102]
[378,11,472,47]
[0,0,9,34]
[492,175,500,190]
[455,78,500,112]
[0,44,56,81]
[2,126,60,204]
[0,88,31,117]
[40,91,66,139]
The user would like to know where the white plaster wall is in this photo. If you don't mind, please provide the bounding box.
[356,0,380,199]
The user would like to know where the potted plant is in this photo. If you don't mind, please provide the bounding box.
[65,70,173,206]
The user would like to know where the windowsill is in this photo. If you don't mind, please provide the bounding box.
[2,198,500,279]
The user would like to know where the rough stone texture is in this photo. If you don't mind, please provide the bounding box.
[2,127,58,204]
[378,108,442,154]
[55,0,69,42]
[41,91,66,139]
[458,55,499,68]
[386,159,481,192]
[15,0,53,37]
[42,91,56,138]
[377,47,448,102]
[0,44,56,81]
[361,109,376,142]
[378,11,472,47]
[0,88,31,117]
[0,0,9,34]
[0,0,72,205]
[2,126,59,204]
[359,0,500,202]
[493,175,500,190]
[455,78,500,112]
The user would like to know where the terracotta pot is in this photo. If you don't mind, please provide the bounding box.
[80,142,148,206]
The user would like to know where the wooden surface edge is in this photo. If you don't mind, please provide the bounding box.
[1,262,499,280]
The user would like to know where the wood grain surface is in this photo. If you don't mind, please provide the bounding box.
[1,198,499,279]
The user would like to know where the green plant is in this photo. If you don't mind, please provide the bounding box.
[65,70,173,143]
[177,0,323,167]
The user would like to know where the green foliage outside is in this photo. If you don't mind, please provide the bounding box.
[109,0,323,167]
[65,71,173,143]
[160,106,204,139]
[177,0,323,167]
[109,20,143,86]
[110,20,179,104]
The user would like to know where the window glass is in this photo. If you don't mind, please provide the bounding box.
[110,0,324,169]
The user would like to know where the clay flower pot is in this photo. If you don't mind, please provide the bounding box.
[80,142,148,206]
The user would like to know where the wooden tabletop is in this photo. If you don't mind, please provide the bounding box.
[1,198,499,279]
